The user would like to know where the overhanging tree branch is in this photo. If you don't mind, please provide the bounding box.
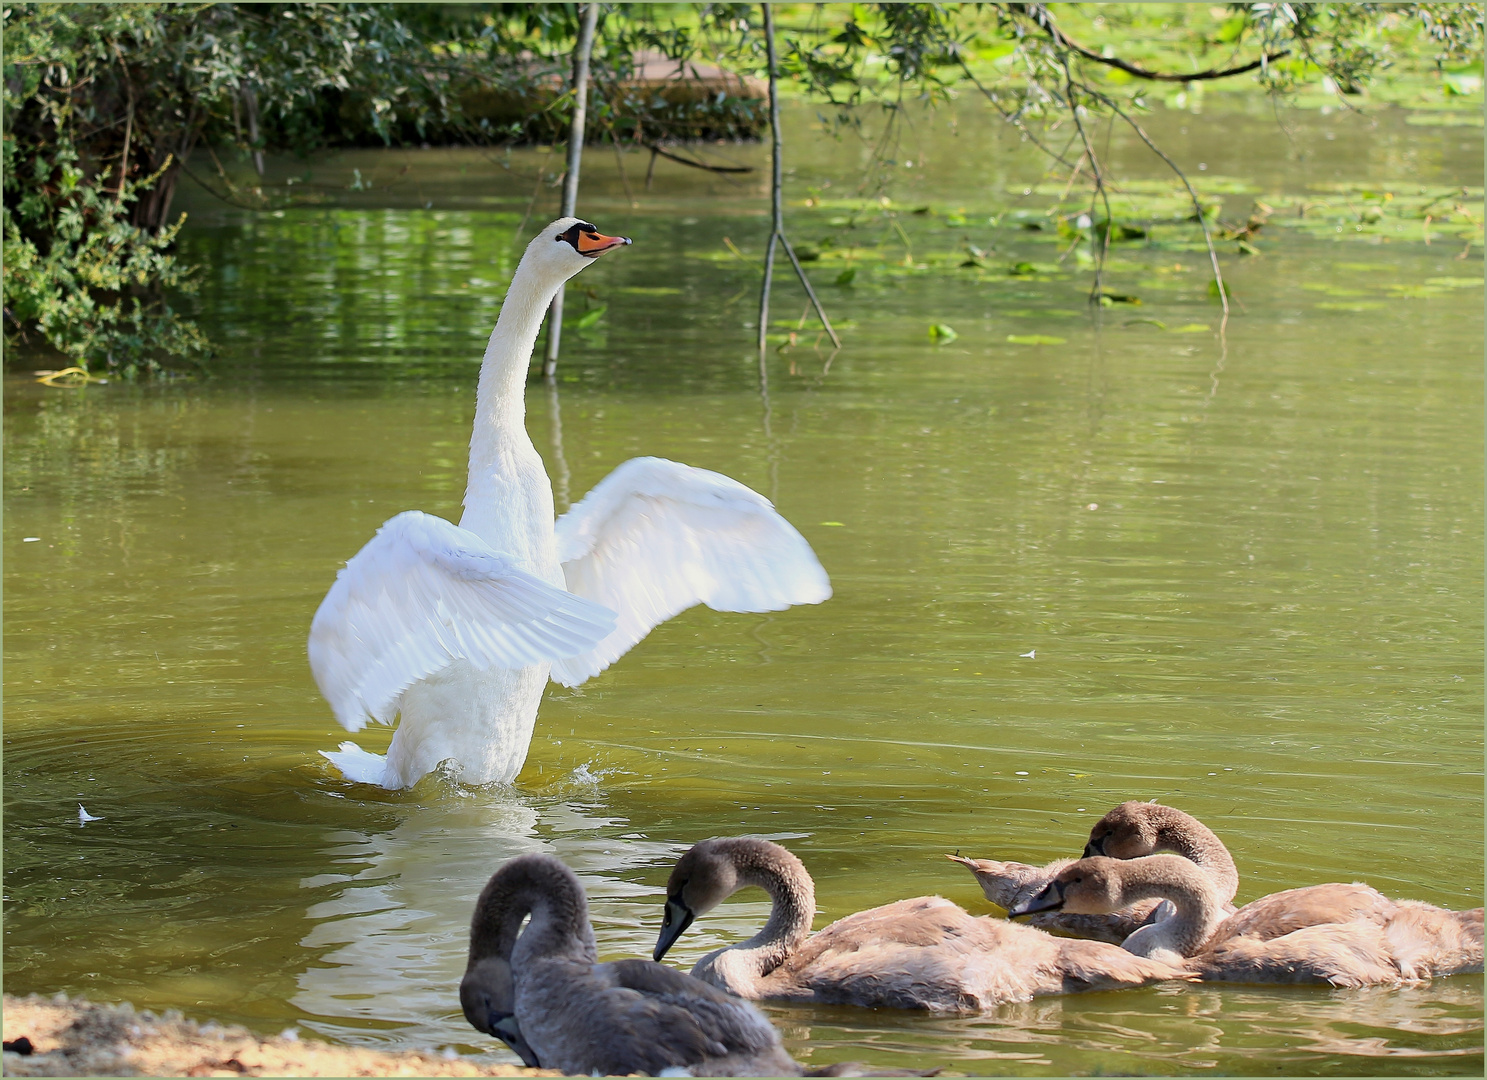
[642,141,754,174]
[1091,89,1230,322]
[1057,56,1114,305]
[956,59,1079,172]
[1029,3,1291,82]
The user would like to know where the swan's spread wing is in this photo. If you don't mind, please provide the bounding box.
[309,511,616,731]
[550,457,831,686]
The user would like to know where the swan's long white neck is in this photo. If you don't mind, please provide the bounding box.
[472,256,563,453]
[460,248,568,569]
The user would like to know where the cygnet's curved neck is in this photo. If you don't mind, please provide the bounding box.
[1147,807,1239,904]
[1113,855,1227,957]
[719,840,817,976]
[470,254,564,464]
[470,858,597,966]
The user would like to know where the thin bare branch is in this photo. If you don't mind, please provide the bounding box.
[757,3,839,356]
[606,124,637,207]
[640,142,754,174]
[758,230,779,355]
[176,157,266,212]
[1057,57,1113,304]
[111,45,134,205]
[780,233,840,348]
[1031,4,1290,82]
[956,60,1079,172]
[1093,91,1229,321]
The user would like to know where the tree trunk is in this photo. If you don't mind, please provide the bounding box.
[543,1,601,379]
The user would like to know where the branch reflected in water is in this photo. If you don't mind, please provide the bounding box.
[545,376,572,514]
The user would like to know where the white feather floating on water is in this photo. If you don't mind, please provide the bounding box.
[1020,649,1036,659]
[78,804,102,825]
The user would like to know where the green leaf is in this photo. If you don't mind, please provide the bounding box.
[835,267,857,286]
[575,305,607,329]
[1215,14,1247,44]
[1006,334,1066,346]
[929,323,958,342]
[1170,323,1211,334]
[1443,71,1483,96]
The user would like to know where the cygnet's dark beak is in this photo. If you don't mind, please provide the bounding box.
[489,1011,542,1069]
[1009,880,1066,918]
[654,896,696,961]
[1082,837,1104,859]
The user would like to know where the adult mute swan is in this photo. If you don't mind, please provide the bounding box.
[309,219,831,789]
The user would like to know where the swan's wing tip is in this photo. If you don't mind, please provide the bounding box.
[320,742,390,786]
[549,653,613,688]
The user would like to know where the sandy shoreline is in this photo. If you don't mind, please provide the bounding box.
[1,995,559,1078]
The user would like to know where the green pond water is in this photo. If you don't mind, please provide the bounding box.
[5,100,1483,1075]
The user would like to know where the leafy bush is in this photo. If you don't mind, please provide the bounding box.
[1,3,503,375]
[1,3,773,374]
[3,5,213,375]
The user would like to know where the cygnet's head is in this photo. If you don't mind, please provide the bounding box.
[523,216,631,283]
[1083,800,1169,859]
[459,955,541,1067]
[654,839,745,962]
[1008,856,1126,917]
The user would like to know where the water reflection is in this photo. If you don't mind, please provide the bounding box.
[544,378,572,513]
[761,981,1484,1074]
[292,782,687,1058]
[294,794,540,1054]
[4,97,1481,1076]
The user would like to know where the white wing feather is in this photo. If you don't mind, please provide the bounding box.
[309,511,616,732]
[551,457,831,687]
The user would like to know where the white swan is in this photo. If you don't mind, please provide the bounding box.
[308,218,831,789]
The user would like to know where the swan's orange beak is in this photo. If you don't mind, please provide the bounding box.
[576,230,631,257]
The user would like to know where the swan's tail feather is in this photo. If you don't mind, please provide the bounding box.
[321,741,389,786]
